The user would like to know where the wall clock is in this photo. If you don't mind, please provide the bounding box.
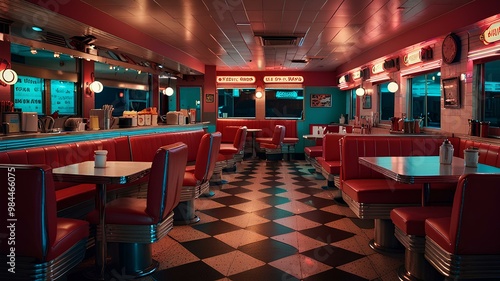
[442,33,460,64]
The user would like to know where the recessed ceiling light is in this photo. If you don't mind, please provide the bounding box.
[32,26,43,32]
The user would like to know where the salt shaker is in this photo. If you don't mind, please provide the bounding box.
[439,139,453,165]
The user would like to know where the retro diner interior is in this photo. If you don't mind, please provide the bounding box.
[1,0,500,280]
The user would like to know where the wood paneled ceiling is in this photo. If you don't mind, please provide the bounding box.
[1,0,498,75]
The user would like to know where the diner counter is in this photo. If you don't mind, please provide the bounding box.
[0,122,209,152]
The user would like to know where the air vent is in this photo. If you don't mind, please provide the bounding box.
[291,59,308,64]
[44,32,67,47]
[257,34,304,47]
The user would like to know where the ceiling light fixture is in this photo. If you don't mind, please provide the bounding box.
[163,76,174,96]
[30,48,37,54]
[53,52,60,58]
[31,26,43,32]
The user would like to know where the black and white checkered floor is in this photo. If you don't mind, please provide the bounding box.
[70,158,404,280]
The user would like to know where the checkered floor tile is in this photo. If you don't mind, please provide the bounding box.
[68,159,405,280]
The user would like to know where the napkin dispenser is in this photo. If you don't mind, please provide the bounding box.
[166,111,185,125]
[22,112,38,132]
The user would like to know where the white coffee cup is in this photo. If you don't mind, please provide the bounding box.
[94,150,108,168]
[464,148,479,168]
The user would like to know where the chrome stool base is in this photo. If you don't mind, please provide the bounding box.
[173,200,200,225]
[109,243,158,278]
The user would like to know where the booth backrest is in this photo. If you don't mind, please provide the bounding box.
[341,135,447,181]
[0,164,57,260]
[216,119,297,143]
[449,174,500,254]
[322,134,344,161]
[128,129,205,162]
[0,137,131,190]
[146,143,188,223]
[452,138,500,167]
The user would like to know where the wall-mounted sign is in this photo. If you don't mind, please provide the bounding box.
[404,49,423,65]
[372,62,385,74]
[263,76,304,83]
[352,70,362,80]
[276,90,298,98]
[404,48,433,65]
[13,76,44,114]
[480,21,500,45]
[217,76,256,83]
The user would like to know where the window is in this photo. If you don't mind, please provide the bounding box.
[265,89,303,118]
[483,60,500,127]
[378,82,394,121]
[50,80,77,115]
[410,71,441,128]
[218,88,256,118]
[13,76,44,114]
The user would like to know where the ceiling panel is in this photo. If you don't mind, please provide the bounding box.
[0,0,496,74]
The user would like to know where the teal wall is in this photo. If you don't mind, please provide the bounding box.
[295,86,346,153]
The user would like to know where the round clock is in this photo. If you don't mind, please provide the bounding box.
[442,33,460,64]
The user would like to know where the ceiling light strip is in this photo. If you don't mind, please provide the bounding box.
[400,60,442,76]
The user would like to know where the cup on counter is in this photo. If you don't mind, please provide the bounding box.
[94,150,108,168]
[464,148,479,168]
[90,115,99,130]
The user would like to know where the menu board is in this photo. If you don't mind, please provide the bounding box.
[51,80,76,115]
[13,76,44,114]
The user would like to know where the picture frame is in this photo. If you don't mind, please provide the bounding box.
[362,95,372,109]
[2,112,21,133]
[443,77,460,108]
[310,94,331,107]
[205,93,214,103]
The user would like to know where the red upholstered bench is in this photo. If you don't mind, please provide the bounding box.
[0,137,132,218]
[425,174,500,279]
[390,206,451,280]
[340,135,456,255]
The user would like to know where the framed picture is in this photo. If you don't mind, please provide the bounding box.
[362,95,372,109]
[443,77,460,108]
[2,112,21,133]
[310,94,331,107]
[205,93,214,103]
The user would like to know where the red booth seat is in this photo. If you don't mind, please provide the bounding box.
[425,174,500,279]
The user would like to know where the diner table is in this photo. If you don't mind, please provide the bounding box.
[247,128,262,158]
[359,156,500,206]
[52,161,152,280]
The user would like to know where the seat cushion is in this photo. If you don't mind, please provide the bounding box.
[391,206,452,236]
[304,146,322,158]
[317,158,341,175]
[342,179,422,204]
[87,197,152,225]
[47,218,89,260]
[283,137,299,144]
[425,217,453,253]
[183,171,198,186]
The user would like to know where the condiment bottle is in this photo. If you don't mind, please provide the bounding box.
[439,139,454,165]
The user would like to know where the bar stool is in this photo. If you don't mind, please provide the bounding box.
[0,164,89,280]
[175,132,221,224]
[86,143,188,277]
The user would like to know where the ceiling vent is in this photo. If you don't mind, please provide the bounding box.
[43,32,67,48]
[256,34,304,47]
